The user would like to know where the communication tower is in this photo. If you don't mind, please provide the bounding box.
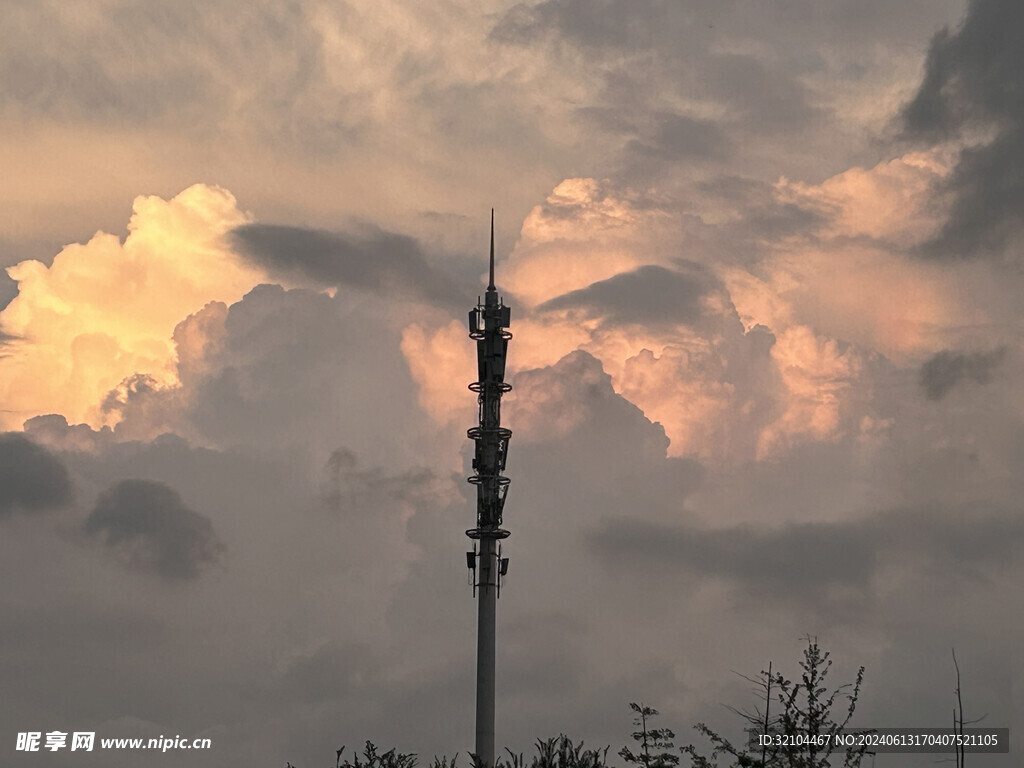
[465,210,512,767]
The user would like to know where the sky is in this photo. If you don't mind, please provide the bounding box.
[0,1,1021,766]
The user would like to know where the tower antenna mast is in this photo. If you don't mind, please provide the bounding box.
[465,209,512,767]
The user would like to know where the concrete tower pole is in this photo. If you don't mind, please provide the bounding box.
[475,535,497,763]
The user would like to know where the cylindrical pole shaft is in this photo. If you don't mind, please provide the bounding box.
[475,536,497,766]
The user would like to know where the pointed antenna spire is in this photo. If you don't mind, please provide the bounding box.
[488,208,495,291]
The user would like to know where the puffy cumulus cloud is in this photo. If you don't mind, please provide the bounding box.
[0,432,73,516]
[505,350,702,508]
[613,327,781,460]
[401,320,476,425]
[405,176,907,461]
[756,326,878,459]
[400,311,593,432]
[84,478,224,580]
[408,180,754,458]
[727,246,964,362]
[509,350,634,446]
[501,178,681,308]
[0,184,265,431]
[399,178,670,433]
[524,261,787,459]
[774,149,954,247]
[726,151,993,363]
[511,320,777,461]
[490,175,945,460]
[93,278,445,482]
[182,285,428,463]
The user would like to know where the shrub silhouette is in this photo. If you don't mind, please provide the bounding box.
[288,640,869,768]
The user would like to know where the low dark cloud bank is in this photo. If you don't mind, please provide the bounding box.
[590,503,1023,604]
[0,432,73,515]
[84,479,224,580]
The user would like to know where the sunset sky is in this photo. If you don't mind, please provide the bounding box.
[1,2,1021,766]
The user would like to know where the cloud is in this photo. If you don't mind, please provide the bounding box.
[278,641,379,704]
[2,5,1022,766]
[538,263,719,327]
[230,223,470,310]
[320,447,445,521]
[502,178,683,309]
[590,503,1024,608]
[180,284,431,466]
[726,151,983,363]
[496,177,922,460]
[624,112,730,164]
[0,184,265,430]
[756,326,874,457]
[507,350,702,502]
[0,432,73,515]
[400,319,476,426]
[900,0,1021,140]
[427,176,908,461]
[489,0,821,136]
[900,0,1024,259]
[774,150,953,247]
[0,1,321,130]
[919,347,1007,400]
[84,478,224,580]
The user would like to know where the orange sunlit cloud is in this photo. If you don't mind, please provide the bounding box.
[0,184,268,431]
[502,178,676,308]
[775,148,954,246]
[404,154,984,462]
[732,149,980,362]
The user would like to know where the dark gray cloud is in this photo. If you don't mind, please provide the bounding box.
[589,503,1024,607]
[0,432,72,515]
[181,284,428,466]
[624,111,730,164]
[230,223,469,310]
[84,479,224,580]
[320,447,436,516]
[510,350,700,497]
[695,176,829,261]
[901,0,1024,259]
[538,263,720,326]
[918,347,1006,400]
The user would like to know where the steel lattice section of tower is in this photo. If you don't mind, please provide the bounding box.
[465,209,511,768]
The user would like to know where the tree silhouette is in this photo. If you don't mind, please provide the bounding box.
[682,637,869,768]
[619,703,680,768]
